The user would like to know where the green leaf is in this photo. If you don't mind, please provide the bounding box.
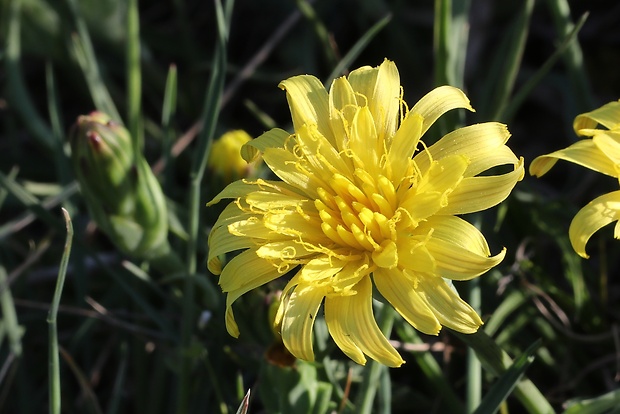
[453,330,554,414]
[563,389,620,414]
[472,340,540,414]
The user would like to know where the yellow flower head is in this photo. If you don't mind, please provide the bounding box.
[530,100,620,258]
[209,129,257,181]
[208,59,524,367]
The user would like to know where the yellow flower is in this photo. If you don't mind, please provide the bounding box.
[209,130,257,181]
[530,100,620,258]
[208,59,524,367]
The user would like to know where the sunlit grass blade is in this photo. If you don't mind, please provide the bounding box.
[0,172,65,234]
[0,266,23,357]
[480,0,534,121]
[4,0,54,150]
[45,62,76,218]
[296,0,338,68]
[0,182,79,240]
[484,290,531,337]
[162,64,178,190]
[563,388,620,414]
[503,13,589,122]
[472,340,540,414]
[324,13,392,86]
[66,0,121,122]
[433,0,470,135]
[126,0,142,151]
[179,0,233,411]
[466,278,482,412]
[47,208,73,414]
[546,0,594,112]
[453,330,554,414]
[434,0,470,89]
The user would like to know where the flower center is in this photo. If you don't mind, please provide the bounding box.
[314,169,401,269]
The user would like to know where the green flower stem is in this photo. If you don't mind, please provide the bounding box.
[355,303,396,414]
[453,330,554,414]
[47,209,74,414]
[466,278,482,413]
[178,1,231,411]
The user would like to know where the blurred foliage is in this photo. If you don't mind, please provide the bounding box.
[1,0,620,413]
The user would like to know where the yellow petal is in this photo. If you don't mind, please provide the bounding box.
[240,128,290,163]
[245,191,312,212]
[569,190,620,258]
[299,256,345,285]
[416,276,483,333]
[328,76,358,153]
[207,224,256,275]
[387,113,423,181]
[418,215,490,255]
[574,100,620,135]
[279,75,333,146]
[593,133,620,166]
[219,248,281,292]
[296,123,353,180]
[441,157,525,215]
[262,147,326,198]
[350,106,380,171]
[400,154,469,223]
[347,65,378,106]
[426,240,505,281]
[397,238,436,273]
[255,240,315,262]
[373,268,441,335]
[372,240,398,269]
[325,276,404,367]
[412,216,504,280]
[264,211,331,243]
[207,178,301,206]
[415,122,514,177]
[410,86,474,136]
[221,250,285,337]
[369,59,400,141]
[281,284,325,362]
[529,140,617,178]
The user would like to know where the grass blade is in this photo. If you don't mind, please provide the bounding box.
[0,266,22,357]
[47,208,74,414]
[4,0,54,150]
[161,64,178,191]
[466,278,482,412]
[179,0,233,411]
[324,14,392,86]
[472,340,541,414]
[453,330,554,414]
[502,13,589,122]
[545,0,594,112]
[126,0,142,151]
[66,0,121,122]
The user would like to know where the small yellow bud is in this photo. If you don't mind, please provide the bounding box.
[209,130,258,182]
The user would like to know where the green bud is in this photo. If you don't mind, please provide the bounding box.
[70,112,168,259]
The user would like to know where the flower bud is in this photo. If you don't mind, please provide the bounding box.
[208,130,258,182]
[70,112,169,259]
